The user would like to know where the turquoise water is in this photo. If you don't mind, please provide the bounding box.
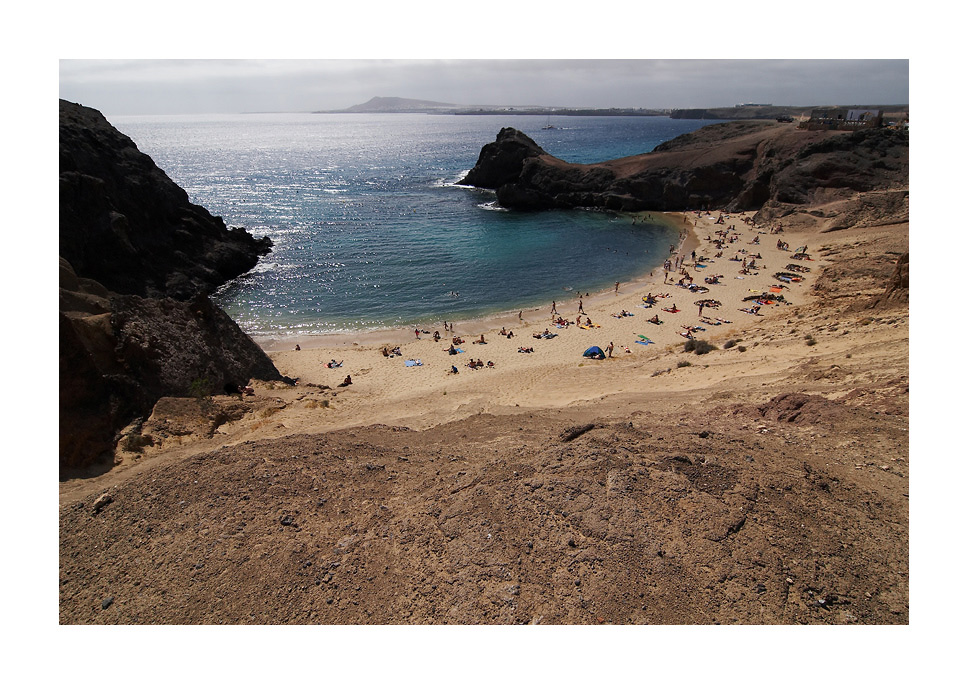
[111,113,711,337]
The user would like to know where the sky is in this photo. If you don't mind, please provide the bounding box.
[58,58,909,116]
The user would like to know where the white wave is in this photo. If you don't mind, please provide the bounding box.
[477,201,508,212]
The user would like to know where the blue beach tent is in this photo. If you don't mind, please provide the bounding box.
[583,346,606,359]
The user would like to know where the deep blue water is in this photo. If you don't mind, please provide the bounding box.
[111,113,710,338]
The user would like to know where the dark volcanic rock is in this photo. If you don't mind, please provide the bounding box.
[459,127,550,190]
[60,263,285,471]
[59,101,285,473]
[459,122,908,214]
[59,99,271,299]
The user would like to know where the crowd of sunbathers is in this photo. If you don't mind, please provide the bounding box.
[363,211,811,381]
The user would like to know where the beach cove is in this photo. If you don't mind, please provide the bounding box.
[60,99,909,626]
[206,210,813,436]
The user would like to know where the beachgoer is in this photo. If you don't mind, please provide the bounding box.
[338,375,352,387]
[615,282,620,292]
[607,342,614,358]
[294,344,300,351]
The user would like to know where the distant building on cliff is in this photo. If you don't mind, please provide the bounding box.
[800,108,883,131]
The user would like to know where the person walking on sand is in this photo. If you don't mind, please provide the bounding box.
[578,298,584,314]
[615,282,620,293]
[552,300,557,315]
[607,341,614,358]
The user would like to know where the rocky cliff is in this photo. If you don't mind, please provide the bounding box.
[458,122,909,219]
[60,99,272,300]
[59,100,284,473]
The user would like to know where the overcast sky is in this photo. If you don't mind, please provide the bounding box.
[59,58,908,116]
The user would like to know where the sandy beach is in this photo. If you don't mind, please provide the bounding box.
[61,205,910,626]
[252,211,802,433]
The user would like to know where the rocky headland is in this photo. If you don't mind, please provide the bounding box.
[59,100,285,473]
[458,122,909,225]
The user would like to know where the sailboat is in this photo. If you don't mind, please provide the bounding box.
[541,114,556,130]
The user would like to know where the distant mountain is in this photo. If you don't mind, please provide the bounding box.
[325,96,459,113]
[321,97,668,117]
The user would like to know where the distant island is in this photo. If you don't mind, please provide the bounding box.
[319,96,909,121]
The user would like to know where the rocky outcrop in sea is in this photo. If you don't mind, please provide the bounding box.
[458,122,909,218]
[59,100,284,473]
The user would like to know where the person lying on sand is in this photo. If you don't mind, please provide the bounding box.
[518,346,535,353]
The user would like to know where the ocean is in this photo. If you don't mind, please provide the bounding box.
[111,113,712,339]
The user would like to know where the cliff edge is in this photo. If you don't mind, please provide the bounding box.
[59,100,284,474]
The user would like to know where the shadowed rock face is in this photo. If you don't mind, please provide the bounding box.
[459,122,908,213]
[59,99,272,300]
[59,101,284,473]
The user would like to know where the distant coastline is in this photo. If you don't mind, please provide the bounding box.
[316,96,909,121]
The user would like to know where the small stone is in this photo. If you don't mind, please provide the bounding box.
[101,596,114,610]
[92,494,113,515]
